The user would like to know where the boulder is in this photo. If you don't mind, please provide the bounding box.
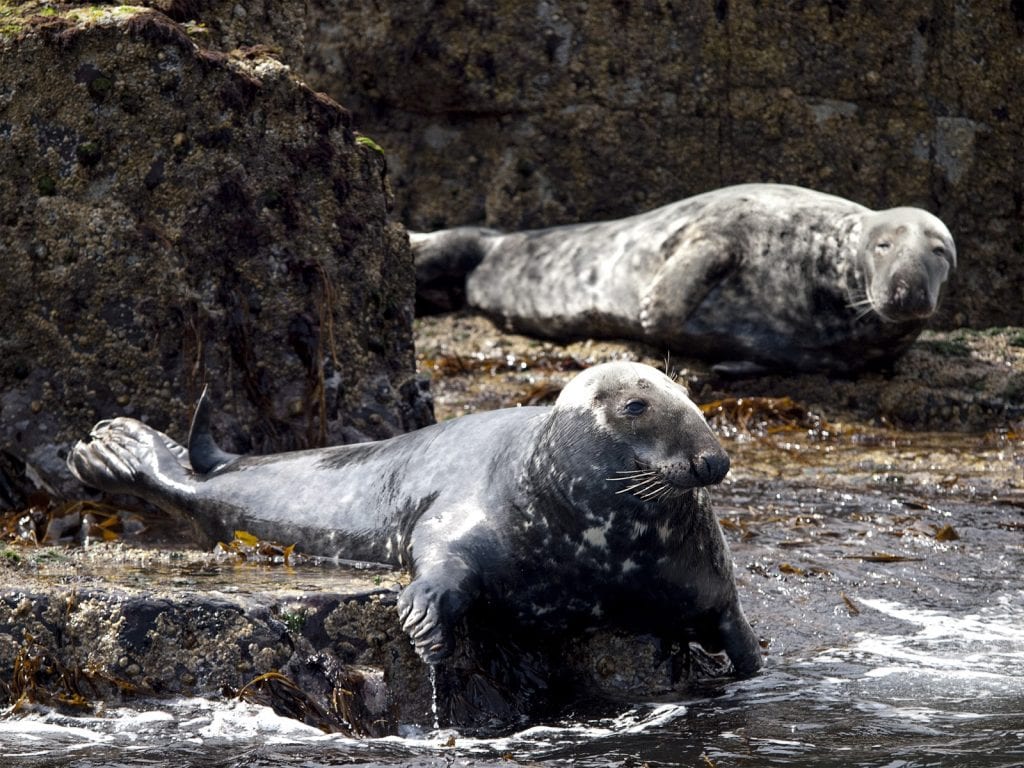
[0,545,722,734]
[0,6,432,509]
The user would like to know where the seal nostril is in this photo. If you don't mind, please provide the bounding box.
[692,451,729,485]
[696,451,729,485]
[712,452,730,483]
[890,281,934,318]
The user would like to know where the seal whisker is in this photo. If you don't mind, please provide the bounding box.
[615,482,656,496]
[607,470,657,482]
[638,482,672,500]
[854,304,877,322]
[616,476,662,495]
[846,293,879,323]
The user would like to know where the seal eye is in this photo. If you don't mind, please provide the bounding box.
[875,241,892,252]
[623,399,648,417]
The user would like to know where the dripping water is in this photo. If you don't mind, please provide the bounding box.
[429,663,441,731]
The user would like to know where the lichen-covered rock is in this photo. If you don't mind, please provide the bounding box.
[151,0,306,61]
[0,6,432,508]
[299,1,1024,331]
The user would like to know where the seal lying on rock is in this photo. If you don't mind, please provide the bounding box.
[67,362,762,683]
[412,183,956,374]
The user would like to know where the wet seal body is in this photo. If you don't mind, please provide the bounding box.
[412,183,956,374]
[68,362,761,693]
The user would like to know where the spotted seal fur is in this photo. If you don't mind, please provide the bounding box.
[412,183,956,374]
[67,362,762,687]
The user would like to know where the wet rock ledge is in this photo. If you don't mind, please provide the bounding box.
[0,545,420,734]
[415,315,1024,433]
[0,543,719,734]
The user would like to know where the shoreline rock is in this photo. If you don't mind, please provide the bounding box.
[0,543,723,734]
[0,5,431,510]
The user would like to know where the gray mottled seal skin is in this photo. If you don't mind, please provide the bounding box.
[67,362,761,680]
[412,183,956,374]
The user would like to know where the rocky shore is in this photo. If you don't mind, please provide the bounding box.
[2,1,1021,740]
[415,313,1024,434]
[2,319,1021,734]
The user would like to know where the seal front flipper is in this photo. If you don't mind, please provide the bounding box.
[714,603,763,677]
[187,386,239,475]
[398,557,481,665]
[639,232,741,343]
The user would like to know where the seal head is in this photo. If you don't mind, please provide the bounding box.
[857,207,956,323]
[550,361,729,502]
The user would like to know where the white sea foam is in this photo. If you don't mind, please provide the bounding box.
[195,698,328,743]
[853,596,1024,679]
[0,696,690,765]
[803,594,1024,724]
[2,596,1021,766]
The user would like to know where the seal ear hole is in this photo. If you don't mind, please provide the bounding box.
[622,399,649,417]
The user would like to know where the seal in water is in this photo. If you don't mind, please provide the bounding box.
[67,362,761,681]
[412,183,956,374]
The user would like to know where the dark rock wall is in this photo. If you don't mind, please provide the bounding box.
[0,8,429,505]
[300,1,1024,330]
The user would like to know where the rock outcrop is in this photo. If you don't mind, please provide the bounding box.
[0,6,431,508]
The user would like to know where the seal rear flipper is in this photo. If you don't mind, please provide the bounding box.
[410,226,501,314]
[187,386,239,475]
[67,417,195,503]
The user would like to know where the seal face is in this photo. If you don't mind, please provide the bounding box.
[411,184,956,373]
[67,362,762,710]
[858,207,955,323]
